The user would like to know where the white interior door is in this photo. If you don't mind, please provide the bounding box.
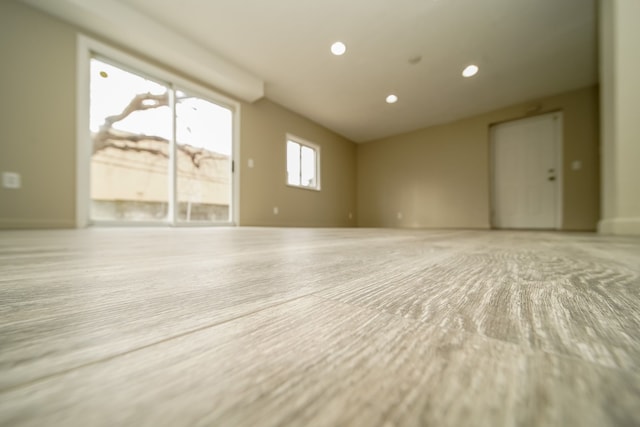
[491,112,562,229]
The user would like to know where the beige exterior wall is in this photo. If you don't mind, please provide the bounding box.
[357,86,600,230]
[0,0,356,229]
[91,145,230,205]
[598,0,640,235]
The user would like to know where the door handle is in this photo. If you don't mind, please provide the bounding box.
[548,176,556,181]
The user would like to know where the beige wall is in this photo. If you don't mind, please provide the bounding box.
[357,86,600,230]
[239,99,356,227]
[599,0,640,235]
[0,0,77,228]
[91,146,230,205]
[0,0,356,229]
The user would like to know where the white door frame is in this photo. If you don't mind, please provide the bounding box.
[489,111,563,230]
[76,35,241,227]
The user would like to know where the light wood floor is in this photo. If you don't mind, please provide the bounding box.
[1,228,639,426]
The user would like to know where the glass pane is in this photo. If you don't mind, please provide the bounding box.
[176,92,232,222]
[300,145,316,188]
[90,58,170,221]
[287,141,301,186]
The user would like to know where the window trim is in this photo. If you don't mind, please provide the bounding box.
[286,134,321,191]
[76,34,241,227]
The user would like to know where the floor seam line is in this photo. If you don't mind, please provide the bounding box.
[0,293,315,394]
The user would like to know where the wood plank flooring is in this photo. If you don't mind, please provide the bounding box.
[0,228,639,426]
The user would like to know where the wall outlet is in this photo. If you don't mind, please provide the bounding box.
[397,212,403,220]
[571,160,582,171]
[348,212,353,220]
[2,172,21,189]
[273,206,279,215]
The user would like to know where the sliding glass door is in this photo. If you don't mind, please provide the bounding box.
[175,91,232,222]
[89,57,233,224]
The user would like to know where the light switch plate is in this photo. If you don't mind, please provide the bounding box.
[2,172,21,189]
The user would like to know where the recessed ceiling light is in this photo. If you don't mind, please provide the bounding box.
[462,64,479,78]
[386,94,398,104]
[331,41,346,56]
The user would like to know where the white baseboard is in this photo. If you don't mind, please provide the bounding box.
[0,218,76,229]
[598,217,640,236]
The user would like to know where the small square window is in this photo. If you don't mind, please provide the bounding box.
[286,135,320,190]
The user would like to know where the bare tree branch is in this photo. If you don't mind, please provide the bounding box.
[92,92,224,168]
[180,144,218,167]
[94,129,221,168]
[99,92,169,133]
[98,139,169,159]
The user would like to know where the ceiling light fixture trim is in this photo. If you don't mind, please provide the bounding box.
[462,64,479,78]
[331,41,347,56]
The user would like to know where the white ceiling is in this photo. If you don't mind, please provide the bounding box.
[29,0,599,142]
